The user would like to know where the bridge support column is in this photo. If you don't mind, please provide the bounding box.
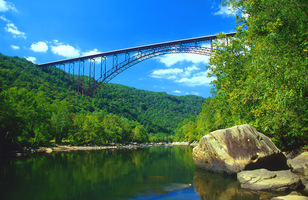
[101,56,106,79]
[78,60,85,94]
[69,62,74,88]
[89,59,96,91]
[60,64,65,82]
[82,61,85,95]
[113,54,118,69]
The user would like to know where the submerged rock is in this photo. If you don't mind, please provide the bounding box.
[192,124,288,174]
[237,169,302,192]
[161,183,192,192]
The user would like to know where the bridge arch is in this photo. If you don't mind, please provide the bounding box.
[38,32,235,95]
[91,45,211,94]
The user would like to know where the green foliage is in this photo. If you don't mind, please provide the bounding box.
[94,84,204,134]
[0,53,203,151]
[175,0,308,150]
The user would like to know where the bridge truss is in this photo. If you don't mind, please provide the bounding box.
[38,32,236,95]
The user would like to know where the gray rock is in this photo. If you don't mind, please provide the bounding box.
[288,152,308,176]
[45,148,53,153]
[271,192,308,200]
[192,124,288,174]
[301,177,308,196]
[237,169,302,192]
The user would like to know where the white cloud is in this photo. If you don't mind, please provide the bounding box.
[191,92,201,96]
[82,48,102,63]
[82,48,100,56]
[51,44,80,58]
[214,5,238,17]
[173,90,182,94]
[175,71,216,87]
[242,13,250,20]
[157,54,210,67]
[150,68,183,80]
[35,40,99,59]
[186,65,200,71]
[25,56,37,63]
[171,90,201,96]
[4,23,26,39]
[10,44,19,50]
[0,15,9,22]
[151,65,215,87]
[52,40,61,45]
[30,41,48,53]
[1,16,26,39]
[0,0,17,12]
[182,65,200,77]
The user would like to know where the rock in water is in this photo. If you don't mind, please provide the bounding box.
[288,151,308,176]
[271,192,308,200]
[237,169,302,192]
[192,124,288,174]
[287,151,308,195]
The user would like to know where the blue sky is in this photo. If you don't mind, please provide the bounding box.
[0,0,238,98]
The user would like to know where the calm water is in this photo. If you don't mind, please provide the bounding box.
[0,147,260,200]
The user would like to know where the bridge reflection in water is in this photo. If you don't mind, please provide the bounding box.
[38,32,235,95]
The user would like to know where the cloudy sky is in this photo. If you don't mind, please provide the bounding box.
[0,0,238,97]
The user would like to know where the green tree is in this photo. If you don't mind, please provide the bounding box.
[193,0,307,149]
[0,86,23,150]
[50,100,73,143]
[132,125,148,143]
[175,0,307,149]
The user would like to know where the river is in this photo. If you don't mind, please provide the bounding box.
[0,147,260,200]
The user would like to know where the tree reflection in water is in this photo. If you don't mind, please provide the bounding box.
[0,147,263,200]
[0,147,195,200]
[193,169,260,200]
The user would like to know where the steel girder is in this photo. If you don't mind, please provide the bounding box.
[88,44,211,94]
[38,32,236,95]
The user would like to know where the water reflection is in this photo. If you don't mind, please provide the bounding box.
[0,147,195,200]
[193,169,260,200]
[0,147,262,200]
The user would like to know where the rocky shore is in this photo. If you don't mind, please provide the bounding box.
[9,141,198,156]
[192,124,308,200]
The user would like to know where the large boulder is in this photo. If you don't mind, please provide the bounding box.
[192,124,288,174]
[237,169,302,192]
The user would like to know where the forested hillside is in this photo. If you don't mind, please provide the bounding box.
[175,0,308,150]
[0,54,204,151]
[94,83,204,134]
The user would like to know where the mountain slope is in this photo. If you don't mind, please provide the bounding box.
[95,83,204,133]
[0,53,204,149]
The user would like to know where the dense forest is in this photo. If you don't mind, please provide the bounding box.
[1,0,307,152]
[0,54,204,151]
[175,0,308,150]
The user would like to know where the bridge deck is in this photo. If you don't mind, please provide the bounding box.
[38,32,236,67]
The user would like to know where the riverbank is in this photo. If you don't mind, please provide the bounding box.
[192,124,308,199]
[5,141,199,157]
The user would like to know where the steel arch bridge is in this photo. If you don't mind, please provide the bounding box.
[39,32,236,95]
